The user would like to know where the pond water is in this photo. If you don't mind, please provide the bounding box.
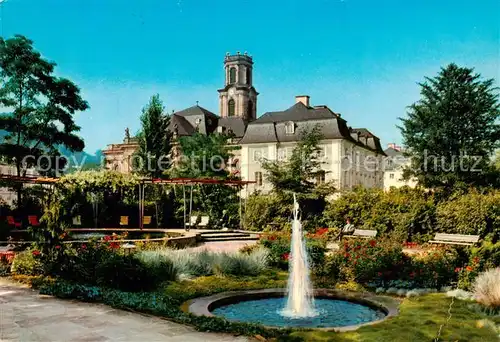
[212,297,385,328]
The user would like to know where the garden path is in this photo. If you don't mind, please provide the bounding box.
[0,279,250,342]
[186,241,257,253]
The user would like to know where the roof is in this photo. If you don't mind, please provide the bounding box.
[170,105,218,135]
[384,147,403,157]
[217,117,247,138]
[239,102,385,155]
[253,102,339,124]
[170,114,195,136]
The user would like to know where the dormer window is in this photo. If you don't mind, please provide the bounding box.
[285,121,295,135]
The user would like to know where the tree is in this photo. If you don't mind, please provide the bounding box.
[260,126,333,230]
[0,35,88,203]
[171,132,240,228]
[261,125,331,196]
[133,94,172,178]
[399,64,500,189]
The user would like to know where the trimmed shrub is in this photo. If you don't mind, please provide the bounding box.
[473,268,500,309]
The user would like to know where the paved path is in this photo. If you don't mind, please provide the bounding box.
[0,279,250,342]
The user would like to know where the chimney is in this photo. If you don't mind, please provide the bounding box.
[387,143,401,151]
[295,95,310,107]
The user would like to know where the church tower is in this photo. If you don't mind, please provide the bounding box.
[218,52,258,121]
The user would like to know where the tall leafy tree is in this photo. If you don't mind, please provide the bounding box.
[0,35,88,203]
[261,126,330,196]
[171,132,240,228]
[133,94,172,178]
[399,64,500,189]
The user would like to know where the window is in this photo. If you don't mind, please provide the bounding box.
[229,67,236,84]
[247,100,253,119]
[253,150,262,161]
[278,149,286,161]
[246,67,252,85]
[389,173,394,179]
[315,171,325,184]
[255,171,263,186]
[285,121,295,134]
[228,99,235,116]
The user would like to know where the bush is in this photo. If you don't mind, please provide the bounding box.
[436,190,500,241]
[324,187,436,242]
[259,232,327,271]
[95,254,155,292]
[473,268,500,309]
[135,250,178,282]
[10,250,44,276]
[137,247,270,279]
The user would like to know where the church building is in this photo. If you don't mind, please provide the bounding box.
[103,52,386,193]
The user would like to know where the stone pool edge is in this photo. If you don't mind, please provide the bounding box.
[186,288,400,332]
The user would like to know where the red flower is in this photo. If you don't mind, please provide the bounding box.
[104,235,112,242]
[269,235,277,241]
[472,257,480,264]
[369,240,376,247]
[109,242,120,249]
[466,266,473,272]
[282,253,290,261]
[377,272,382,277]
[344,252,350,258]
[81,244,87,250]
[409,271,416,278]
[55,245,61,249]
[454,267,462,273]
[32,250,41,256]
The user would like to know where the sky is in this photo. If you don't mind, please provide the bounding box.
[2,0,499,154]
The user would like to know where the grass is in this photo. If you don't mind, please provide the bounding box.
[290,294,500,341]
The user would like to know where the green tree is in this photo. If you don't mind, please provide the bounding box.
[0,35,88,203]
[399,64,500,189]
[261,126,332,196]
[133,94,172,178]
[171,132,240,228]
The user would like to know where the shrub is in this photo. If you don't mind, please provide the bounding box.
[135,250,178,282]
[139,247,270,279]
[95,254,155,292]
[435,190,500,241]
[410,247,461,288]
[473,268,500,309]
[10,250,45,276]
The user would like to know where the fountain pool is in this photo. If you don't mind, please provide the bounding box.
[187,195,399,330]
[212,297,385,328]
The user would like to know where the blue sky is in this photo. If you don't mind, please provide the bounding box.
[2,0,499,154]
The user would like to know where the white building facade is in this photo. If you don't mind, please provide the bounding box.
[239,96,385,195]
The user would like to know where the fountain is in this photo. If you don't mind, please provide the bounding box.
[188,194,397,329]
[282,194,317,318]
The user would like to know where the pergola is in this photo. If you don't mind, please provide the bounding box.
[0,174,255,230]
[139,178,256,230]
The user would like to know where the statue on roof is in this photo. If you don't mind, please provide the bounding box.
[125,127,130,142]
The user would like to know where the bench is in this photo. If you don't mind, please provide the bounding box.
[429,233,480,246]
[189,216,209,227]
[344,229,378,239]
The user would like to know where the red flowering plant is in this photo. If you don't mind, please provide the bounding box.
[456,255,481,290]
[409,246,460,288]
[337,238,406,284]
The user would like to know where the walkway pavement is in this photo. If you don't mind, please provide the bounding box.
[0,279,250,342]
[186,240,258,253]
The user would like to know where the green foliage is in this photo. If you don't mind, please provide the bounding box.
[170,132,241,228]
[0,35,89,189]
[244,192,291,231]
[133,94,173,177]
[261,125,328,195]
[259,232,327,270]
[11,250,44,275]
[399,63,500,189]
[324,187,436,242]
[138,247,270,278]
[435,190,500,241]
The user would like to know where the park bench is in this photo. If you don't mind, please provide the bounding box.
[189,215,209,228]
[344,229,378,239]
[429,233,480,246]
